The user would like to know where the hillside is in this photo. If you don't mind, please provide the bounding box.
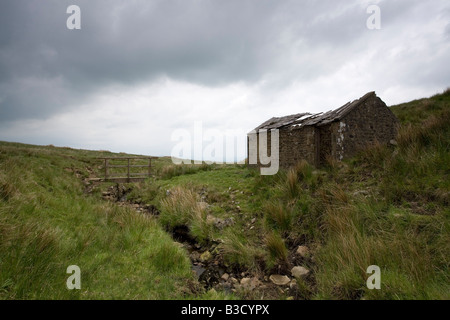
[0,89,449,300]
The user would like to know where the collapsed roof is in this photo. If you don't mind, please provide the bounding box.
[251,91,376,132]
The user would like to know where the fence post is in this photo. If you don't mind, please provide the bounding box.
[127,158,130,182]
[148,158,152,178]
[104,158,108,181]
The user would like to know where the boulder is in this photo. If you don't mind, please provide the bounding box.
[296,246,309,257]
[200,251,212,262]
[240,277,261,290]
[291,266,310,278]
[189,251,201,262]
[269,275,290,286]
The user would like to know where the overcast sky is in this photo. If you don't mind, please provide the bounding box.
[0,0,449,161]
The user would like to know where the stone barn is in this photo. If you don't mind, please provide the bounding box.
[247,92,398,168]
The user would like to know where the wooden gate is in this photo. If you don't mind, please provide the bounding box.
[98,157,157,183]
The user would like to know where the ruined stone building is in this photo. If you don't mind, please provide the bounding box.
[247,92,398,168]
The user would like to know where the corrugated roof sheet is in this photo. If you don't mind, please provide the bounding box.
[251,91,376,131]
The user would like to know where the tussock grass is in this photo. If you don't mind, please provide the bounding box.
[189,209,213,244]
[0,172,16,201]
[294,159,314,182]
[159,186,212,243]
[160,186,201,228]
[285,168,299,199]
[221,231,266,272]
[264,202,294,234]
[315,197,449,299]
[265,232,288,269]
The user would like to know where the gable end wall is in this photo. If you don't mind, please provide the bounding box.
[334,95,398,160]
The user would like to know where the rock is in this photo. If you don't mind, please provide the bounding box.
[200,251,212,262]
[210,216,235,230]
[390,139,398,146]
[189,251,201,261]
[248,277,262,289]
[239,277,261,290]
[230,277,239,284]
[291,266,310,278]
[353,190,369,197]
[251,218,256,224]
[173,242,184,248]
[221,273,230,281]
[224,218,235,227]
[211,246,221,255]
[269,275,290,286]
[221,282,232,292]
[296,246,309,257]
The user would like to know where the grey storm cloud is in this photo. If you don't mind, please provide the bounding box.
[0,0,449,123]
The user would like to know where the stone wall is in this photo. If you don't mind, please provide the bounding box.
[317,125,332,166]
[247,126,315,169]
[279,126,315,168]
[333,95,398,160]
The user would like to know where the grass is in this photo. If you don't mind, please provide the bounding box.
[0,89,449,300]
[159,163,212,180]
[0,143,206,299]
[264,202,295,234]
[265,232,289,269]
[159,186,203,229]
[220,230,266,272]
